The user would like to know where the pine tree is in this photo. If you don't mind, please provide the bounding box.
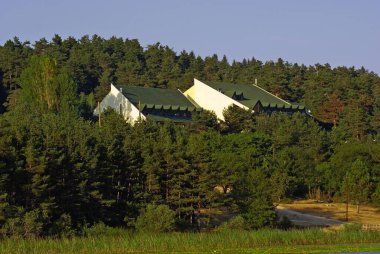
[233,168,275,229]
[144,43,164,87]
[18,56,78,116]
[203,54,219,81]
[341,159,371,215]
[115,39,145,87]
[316,93,344,126]
[222,105,254,133]
[339,99,371,141]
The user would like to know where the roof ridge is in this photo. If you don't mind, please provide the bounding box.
[201,80,293,107]
[197,79,249,109]
[119,85,181,92]
[251,84,291,106]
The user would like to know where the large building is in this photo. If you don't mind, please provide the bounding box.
[95,79,307,124]
[184,79,307,120]
[94,84,201,124]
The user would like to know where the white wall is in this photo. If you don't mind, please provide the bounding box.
[185,79,249,120]
[93,84,145,124]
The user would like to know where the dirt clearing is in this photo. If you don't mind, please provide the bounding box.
[280,200,380,225]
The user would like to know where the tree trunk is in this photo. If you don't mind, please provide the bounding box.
[166,168,169,201]
[345,192,349,222]
[117,180,120,203]
[178,191,181,219]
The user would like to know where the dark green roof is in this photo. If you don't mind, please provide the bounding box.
[146,114,193,123]
[202,80,304,110]
[120,85,199,111]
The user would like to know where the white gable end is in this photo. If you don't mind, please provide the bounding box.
[184,79,249,121]
[94,84,145,124]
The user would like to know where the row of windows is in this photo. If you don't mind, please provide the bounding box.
[142,109,192,118]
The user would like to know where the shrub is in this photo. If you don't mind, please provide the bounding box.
[134,204,175,233]
[242,198,276,230]
[219,215,246,231]
[343,223,362,232]
[1,217,23,238]
[1,209,43,238]
[84,222,110,237]
[371,186,380,207]
[84,222,133,237]
[175,218,193,231]
[277,216,293,230]
[23,210,43,238]
[51,213,76,237]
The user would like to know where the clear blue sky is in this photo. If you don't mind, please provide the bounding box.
[1,0,379,74]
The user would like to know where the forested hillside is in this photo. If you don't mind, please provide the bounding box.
[0,35,379,236]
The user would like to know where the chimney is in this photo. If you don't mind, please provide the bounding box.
[120,87,123,93]
[254,79,258,86]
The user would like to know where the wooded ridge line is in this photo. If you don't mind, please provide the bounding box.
[0,35,379,237]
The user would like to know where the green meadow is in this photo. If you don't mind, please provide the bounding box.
[1,228,380,254]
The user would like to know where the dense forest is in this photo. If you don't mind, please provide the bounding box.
[0,35,379,237]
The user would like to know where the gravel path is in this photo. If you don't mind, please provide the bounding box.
[276,205,345,226]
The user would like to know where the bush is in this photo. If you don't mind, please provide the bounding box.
[51,213,76,237]
[84,222,133,237]
[84,222,108,237]
[371,186,380,207]
[175,218,193,231]
[277,216,293,230]
[343,223,362,232]
[1,209,43,238]
[219,215,246,231]
[23,210,43,238]
[1,217,23,238]
[242,198,276,230]
[134,204,175,233]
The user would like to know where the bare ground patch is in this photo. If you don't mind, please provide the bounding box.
[279,199,380,225]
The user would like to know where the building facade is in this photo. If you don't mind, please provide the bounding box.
[184,79,307,121]
[95,79,307,124]
[94,84,201,124]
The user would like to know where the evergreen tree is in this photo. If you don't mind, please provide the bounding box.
[233,169,275,229]
[316,93,344,126]
[222,105,254,133]
[341,159,371,214]
[115,39,145,87]
[18,56,78,116]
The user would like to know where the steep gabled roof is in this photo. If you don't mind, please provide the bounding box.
[201,80,304,110]
[120,85,200,111]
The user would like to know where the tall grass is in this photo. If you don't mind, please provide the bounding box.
[1,228,380,254]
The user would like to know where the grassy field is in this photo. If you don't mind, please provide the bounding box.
[280,200,380,224]
[1,228,380,254]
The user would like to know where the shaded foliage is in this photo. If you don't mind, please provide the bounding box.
[0,35,380,236]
